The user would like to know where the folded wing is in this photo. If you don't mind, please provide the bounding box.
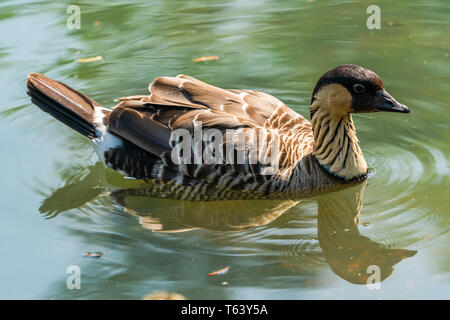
[106,75,313,190]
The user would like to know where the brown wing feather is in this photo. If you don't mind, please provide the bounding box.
[107,75,314,187]
[116,74,309,128]
[147,75,294,128]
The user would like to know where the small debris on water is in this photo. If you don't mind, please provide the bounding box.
[142,291,186,300]
[208,266,230,276]
[83,252,103,258]
[76,56,103,63]
[193,56,219,63]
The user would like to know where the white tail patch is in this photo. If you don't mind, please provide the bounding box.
[91,107,123,161]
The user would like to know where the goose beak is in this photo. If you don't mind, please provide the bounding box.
[373,90,410,113]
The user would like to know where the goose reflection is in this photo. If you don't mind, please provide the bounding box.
[316,182,416,284]
[113,189,299,232]
[39,162,416,284]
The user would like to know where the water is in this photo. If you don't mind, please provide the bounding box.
[0,0,449,299]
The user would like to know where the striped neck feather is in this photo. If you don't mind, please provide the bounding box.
[311,108,368,181]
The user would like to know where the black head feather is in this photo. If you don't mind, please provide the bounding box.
[311,64,386,114]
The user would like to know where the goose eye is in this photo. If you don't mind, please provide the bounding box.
[353,84,365,93]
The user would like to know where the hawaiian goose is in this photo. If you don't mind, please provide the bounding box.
[27,64,409,200]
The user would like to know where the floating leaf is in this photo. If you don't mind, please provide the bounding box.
[142,292,186,300]
[208,266,230,276]
[193,56,219,63]
[83,252,103,258]
[76,56,103,63]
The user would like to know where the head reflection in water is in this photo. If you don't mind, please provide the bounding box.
[316,181,417,284]
[39,162,416,285]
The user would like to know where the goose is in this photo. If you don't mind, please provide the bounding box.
[27,64,409,200]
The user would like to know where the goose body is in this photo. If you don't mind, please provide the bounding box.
[27,65,409,200]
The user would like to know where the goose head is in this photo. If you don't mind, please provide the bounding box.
[310,64,409,117]
[309,65,409,182]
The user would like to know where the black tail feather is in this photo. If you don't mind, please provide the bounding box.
[27,73,99,139]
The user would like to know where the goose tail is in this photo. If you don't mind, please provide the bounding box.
[27,73,100,139]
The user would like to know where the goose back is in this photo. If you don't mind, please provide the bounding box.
[102,74,335,199]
